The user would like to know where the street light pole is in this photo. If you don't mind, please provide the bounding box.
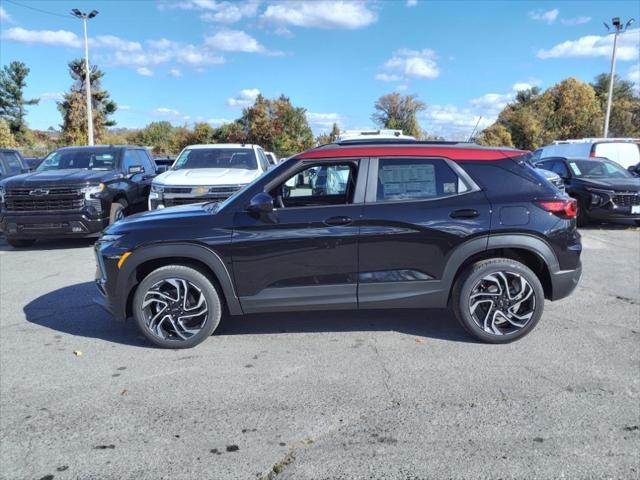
[71,9,99,146]
[603,17,635,138]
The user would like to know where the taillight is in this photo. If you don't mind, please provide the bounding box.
[536,198,578,219]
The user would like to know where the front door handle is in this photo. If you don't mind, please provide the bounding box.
[324,216,353,226]
[450,209,479,219]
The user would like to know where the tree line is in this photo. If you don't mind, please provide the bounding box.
[1,58,638,158]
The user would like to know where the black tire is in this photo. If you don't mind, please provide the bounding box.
[132,265,222,349]
[576,199,589,227]
[451,258,545,344]
[6,238,37,248]
[109,200,127,224]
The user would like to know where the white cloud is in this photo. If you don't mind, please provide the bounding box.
[119,105,131,111]
[207,117,233,126]
[205,29,265,53]
[262,1,377,30]
[560,16,591,26]
[529,8,559,24]
[227,88,260,107]
[374,73,403,82]
[168,68,182,77]
[422,105,491,140]
[406,0,418,6]
[470,93,512,114]
[154,107,181,117]
[39,92,64,102]
[1,27,81,48]
[306,112,342,129]
[537,28,640,61]
[94,35,142,52]
[0,6,13,22]
[200,0,261,23]
[112,40,224,68]
[136,67,154,76]
[380,48,439,80]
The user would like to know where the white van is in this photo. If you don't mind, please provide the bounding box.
[534,138,640,169]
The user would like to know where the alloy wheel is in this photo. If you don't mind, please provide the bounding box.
[115,208,125,221]
[468,271,536,336]
[141,278,209,341]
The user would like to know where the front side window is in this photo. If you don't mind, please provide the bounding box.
[122,150,140,172]
[256,149,270,171]
[376,158,468,202]
[271,162,357,208]
[0,151,23,175]
[174,148,258,170]
[549,161,570,178]
[37,149,116,171]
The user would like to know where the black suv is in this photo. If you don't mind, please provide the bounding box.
[535,156,640,226]
[94,140,582,348]
[0,145,157,247]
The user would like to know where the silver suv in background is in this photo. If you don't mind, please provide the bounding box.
[149,144,271,210]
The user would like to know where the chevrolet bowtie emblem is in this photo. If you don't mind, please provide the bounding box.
[192,187,209,194]
[29,188,50,196]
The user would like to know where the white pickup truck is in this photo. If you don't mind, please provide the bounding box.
[149,144,271,210]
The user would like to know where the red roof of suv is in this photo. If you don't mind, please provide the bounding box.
[294,141,527,161]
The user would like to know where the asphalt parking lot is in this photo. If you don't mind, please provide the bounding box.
[0,226,638,480]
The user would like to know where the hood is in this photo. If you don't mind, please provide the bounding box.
[574,177,640,192]
[0,169,118,187]
[155,168,260,186]
[106,203,213,234]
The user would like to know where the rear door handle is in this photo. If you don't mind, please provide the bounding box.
[450,209,479,219]
[324,216,353,226]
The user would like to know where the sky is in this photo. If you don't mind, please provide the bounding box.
[0,0,639,140]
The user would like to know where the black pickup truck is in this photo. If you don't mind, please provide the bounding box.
[0,145,157,247]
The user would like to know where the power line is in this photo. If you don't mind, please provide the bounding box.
[3,0,75,20]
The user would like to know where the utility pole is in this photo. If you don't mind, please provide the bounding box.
[71,9,99,146]
[603,17,635,138]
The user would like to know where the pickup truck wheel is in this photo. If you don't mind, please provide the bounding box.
[132,265,222,349]
[7,238,37,248]
[109,200,127,224]
[451,258,544,344]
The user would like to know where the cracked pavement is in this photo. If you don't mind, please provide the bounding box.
[0,226,639,479]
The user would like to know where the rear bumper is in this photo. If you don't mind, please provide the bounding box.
[549,262,582,301]
[0,211,109,239]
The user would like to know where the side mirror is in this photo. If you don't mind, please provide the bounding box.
[247,192,274,214]
[127,165,144,177]
[628,165,639,176]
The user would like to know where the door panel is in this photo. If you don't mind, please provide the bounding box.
[232,204,362,312]
[358,157,491,309]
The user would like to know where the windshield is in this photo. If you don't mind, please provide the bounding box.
[568,159,633,179]
[37,149,116,171]
[174,148,257,170]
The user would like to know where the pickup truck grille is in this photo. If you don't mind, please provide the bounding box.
[161,184,242,208]
[612,193,640,207]
[4,186,84,212]
[164,197,206,207]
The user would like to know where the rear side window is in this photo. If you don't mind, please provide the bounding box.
[375,158,469,202]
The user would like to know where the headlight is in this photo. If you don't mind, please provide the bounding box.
[586,188,613,207]
[82,183,105,199]
[99,234,123,243]
[151,184,164,193]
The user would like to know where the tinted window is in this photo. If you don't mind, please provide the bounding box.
[37,149,117,171]
[121,150,140,172]
[549,161,570,177]
[0,151,23,174]
[567,159,633,179]
[174,148,257,170]
[135,150,155,173]
[376,158,467,201]
[273,162,357,208]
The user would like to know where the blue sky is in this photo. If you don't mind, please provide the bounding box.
[1,0,639,140]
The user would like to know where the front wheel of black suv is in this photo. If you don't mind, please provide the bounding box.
[6,238,37,248]
[132,265,223,348]
[451,258,544,344]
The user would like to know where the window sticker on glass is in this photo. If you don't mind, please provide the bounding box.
[380,164,436,199]
[569,162,581,175]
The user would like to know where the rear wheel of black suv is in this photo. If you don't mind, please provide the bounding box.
[132,265,222,348]
[452,258,544,344]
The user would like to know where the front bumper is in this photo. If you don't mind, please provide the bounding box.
[0,211,110,239]
[586,206,640,222]
[549,261,582,301]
